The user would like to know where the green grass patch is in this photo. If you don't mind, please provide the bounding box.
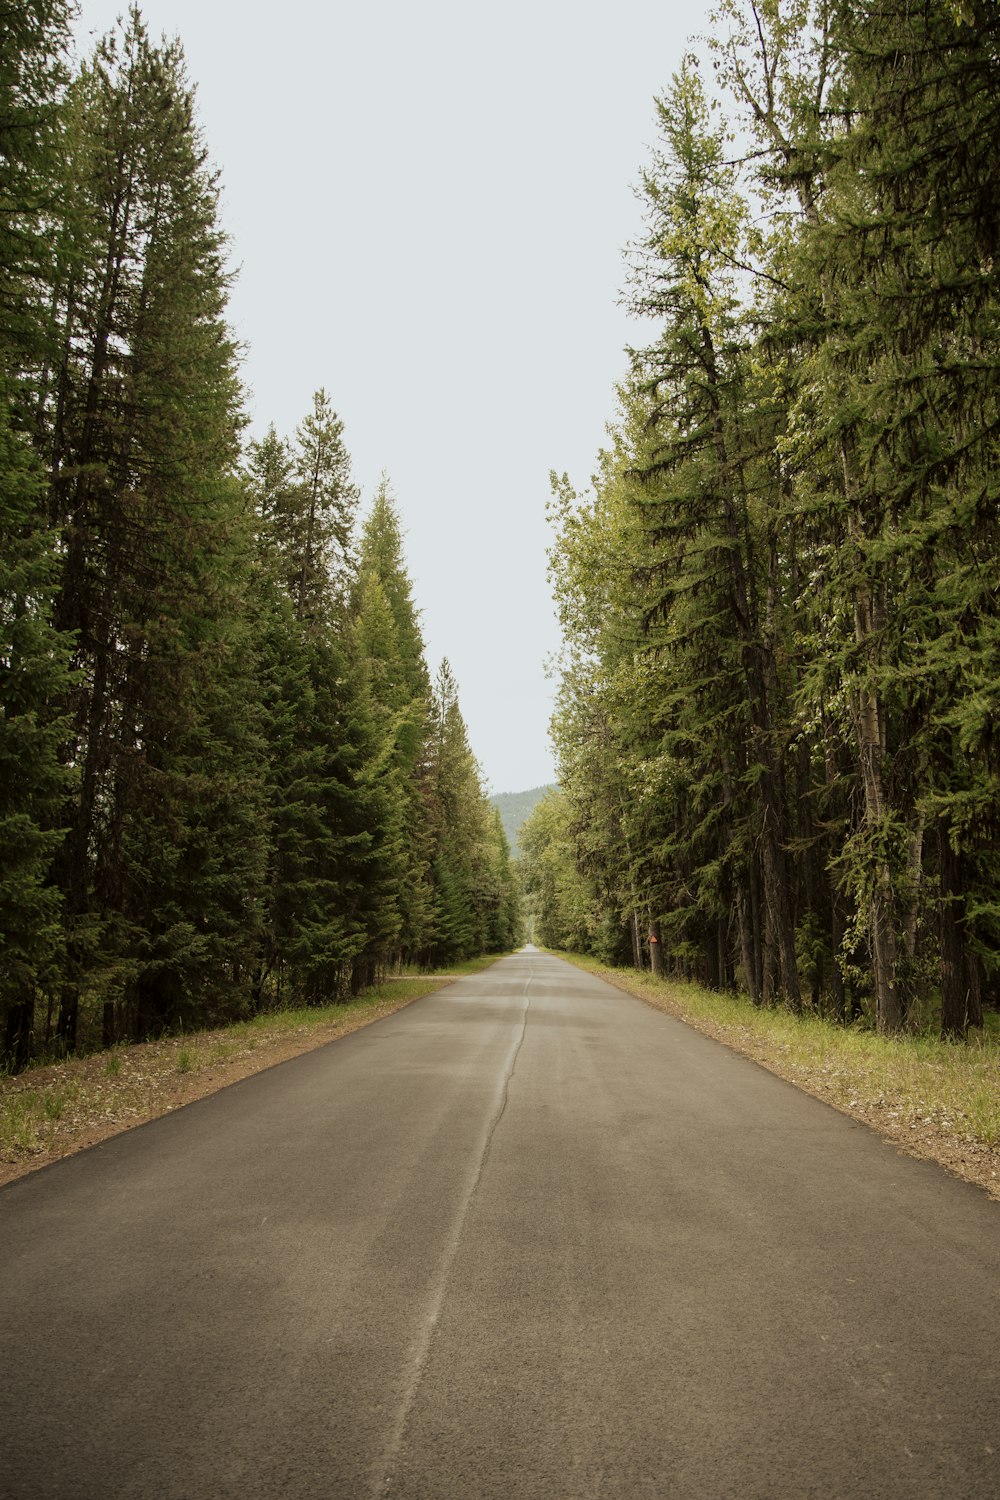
[42,1088,68,1120]
[555,950,1000,1152]
[1,1093,42,1154]
[0,1080,80,1157]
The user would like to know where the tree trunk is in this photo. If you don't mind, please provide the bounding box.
[734,880,759,1002]
[904,810,925,962]
[938,817,982,1038]
[102,1001,120,1050]
[648,915,665,978]
[763,903,779,1006]
[718,916,731,990]
[820,704,849,1021]
[3,999,34,1073]
[760,766,801,1010]
[844,454,903,1033]
[829,884,848,1022]
[704,927,720,989]
[966,952,986,1031]
[630,910,644,970]
[749,855,764,1002]
[56,983,77,1054]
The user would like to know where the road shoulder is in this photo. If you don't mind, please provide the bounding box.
[0,976,456,1188]
[555,952,1000,1203]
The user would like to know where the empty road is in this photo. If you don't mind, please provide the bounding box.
[3,948,999,1498]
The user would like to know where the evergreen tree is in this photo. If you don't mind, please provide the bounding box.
[291,388,359,619]
[353,480,435,963]
[519,790,595,952]
[246,403,386,1005]
[0,0,71,378]
[0,3,513,1069]
[424,660,518,964]
[43,12,266,1045]
[544,0,1000,1043]
[0,387,73,1066]
[818,0,1000,1035]
[624,58,800,1001]
[244,397,400,1002]
[0,0,75,1066]
[484,806,522,953]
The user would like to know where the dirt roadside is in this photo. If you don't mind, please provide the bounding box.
[0,981,446,1189]
[587,964,1000,1203]
[8,957,998,1203]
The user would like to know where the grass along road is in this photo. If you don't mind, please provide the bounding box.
[556,951,1000,1201]
[0,957,502,1187]
[9,946,997,1203]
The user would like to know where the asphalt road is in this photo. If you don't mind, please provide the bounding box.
[3,948,999,1499]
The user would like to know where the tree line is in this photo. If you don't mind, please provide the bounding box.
[526,0,1000,1039]
[1,3,520,1071]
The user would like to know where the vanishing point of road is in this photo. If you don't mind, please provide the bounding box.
[3,948,999,1498]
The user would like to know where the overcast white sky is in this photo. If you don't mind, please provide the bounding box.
[73,0,708,793]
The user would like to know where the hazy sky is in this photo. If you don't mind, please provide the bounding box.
[73,0,707,792]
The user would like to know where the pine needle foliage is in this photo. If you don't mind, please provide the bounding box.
[547,0,1000,1040]
[0,5,518,1069]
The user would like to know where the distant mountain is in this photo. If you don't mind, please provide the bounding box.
[490,784,556,855]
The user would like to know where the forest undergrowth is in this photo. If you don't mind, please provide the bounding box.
[556,952,1000,1202]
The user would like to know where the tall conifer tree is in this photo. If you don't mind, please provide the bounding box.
[42,12,266,1044]
[0,0,75,1065]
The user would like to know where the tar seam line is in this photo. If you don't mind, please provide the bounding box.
[375,955,534,1497]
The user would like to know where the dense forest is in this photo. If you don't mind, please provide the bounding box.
[524,0,1000,1040]
[0,3,520,1071]
[490,784,556,855]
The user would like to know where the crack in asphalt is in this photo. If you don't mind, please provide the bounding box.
[375,955,535,1497]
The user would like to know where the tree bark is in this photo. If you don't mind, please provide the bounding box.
[760,764,801,1010]
[648,915,665,978]
[749,855,764,1002]
[938,817,983,1038]
[630,910,644,971]
[844,453,903,1034]
[734,880,759,1003]
[3,1000,34,1073]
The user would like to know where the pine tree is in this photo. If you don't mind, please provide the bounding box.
[424,660,514,964]
[292,389,359,619]
[0,387,73,1066]
[626,58,800,1003]
[483,806,522,952]
[0,0,71,377]
[247,407,398,1004]
[42,12,266,1045]
[353,480,435,962]
[519,790,595,952]
[547,458,659,971]
[543,0,1000,1041]
[0,0,75,1066]
[820,0,1000,1035]
[358,480,432,704]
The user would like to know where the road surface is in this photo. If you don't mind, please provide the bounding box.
[3,948,999,1498]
